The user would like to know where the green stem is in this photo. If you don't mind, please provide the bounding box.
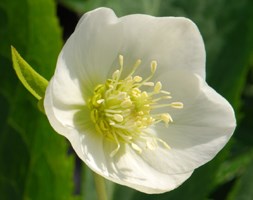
[93,172,108,200]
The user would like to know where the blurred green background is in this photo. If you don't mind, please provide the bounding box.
[1,0,253,199]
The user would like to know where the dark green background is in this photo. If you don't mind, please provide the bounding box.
[1,0,253,199]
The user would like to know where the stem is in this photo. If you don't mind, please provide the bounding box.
[93,172,108,200]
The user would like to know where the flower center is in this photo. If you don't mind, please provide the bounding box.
[88,55,183,157]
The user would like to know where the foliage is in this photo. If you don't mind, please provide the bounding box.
[0,0,79,199]
[1,0,253,199]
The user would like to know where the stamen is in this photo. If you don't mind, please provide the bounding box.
[96,99,104,104]
[104,109,122,114]
[152,96,172,102]
[90,109,98,123]
[157,138,171,149]
[134,59,142,70]
[112,70,120,80]
[111,123,134,130]
[129,59,142,77]
[151,103,184,109]
[110,131,121,157]
[170,102,184,109]
[120,99,132,108]
[143,82,155,86]
[113,114,124,122]
[134,76,142,82]
[88,55,183,157]
[116,131,133,142]
[154,82,162,93]
[160,113,173,123]
[119,55,124,69]
[146,140,157,150]
[131,143,142,154]
[109,121,115,126]
[151,60,157,73]
[161,90,171,95]
[99,120,108,131]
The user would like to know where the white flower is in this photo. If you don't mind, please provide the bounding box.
[44,7,236,194]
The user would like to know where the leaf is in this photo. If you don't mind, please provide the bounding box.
[204,0,253,112]
[215,148,253,187]
[11,46,48,100]
[0,0,80,199]
[59,0,162,16]
[227,158,253,200]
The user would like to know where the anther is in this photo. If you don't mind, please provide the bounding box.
[160,113,173,123]
[141,91,148,98]
[96,99,104,104]
[131,143,142,154]
[112,70,120,80]
[133,76,142,82]
[157,138,171,149]
[113,114,124,122]
[161,90,171,95]
[110,132,120,157]
[118,92,127,100]
[151,60,157,73]
[134,59,142,69]
[119,55,124,68]
[121,99,132,108]
[146,139,157,150]
[138,111,144,115]
[154,82,162,93]
[143,82,155,86]
[170,102,184,109]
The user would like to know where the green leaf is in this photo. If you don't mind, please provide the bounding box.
[227,158,253,200]
[11,46,48,100]
[59,0,162,16]
[214,146,253,187]
[0,0,79,199]
[204,1,253,112]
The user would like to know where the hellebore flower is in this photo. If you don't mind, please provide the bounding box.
[44,7,236,193]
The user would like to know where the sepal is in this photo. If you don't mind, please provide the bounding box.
[11,46,48,100]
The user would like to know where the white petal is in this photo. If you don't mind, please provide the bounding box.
[45,87,110,178]
[51,8,123,106]
[104,144,193,193]
[49,7,205,114]
[46,8,125,126]
[116,14,206,78]
[44,91,194,194]
[68,129,194,193]
[44,81,70,136]
[59,8,123,96]
[159,70,236,128]
[138,71,236,174]
[44,78,83,130]
[44,79,90,134]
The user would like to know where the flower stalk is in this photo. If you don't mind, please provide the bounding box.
[93,173,108,200]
